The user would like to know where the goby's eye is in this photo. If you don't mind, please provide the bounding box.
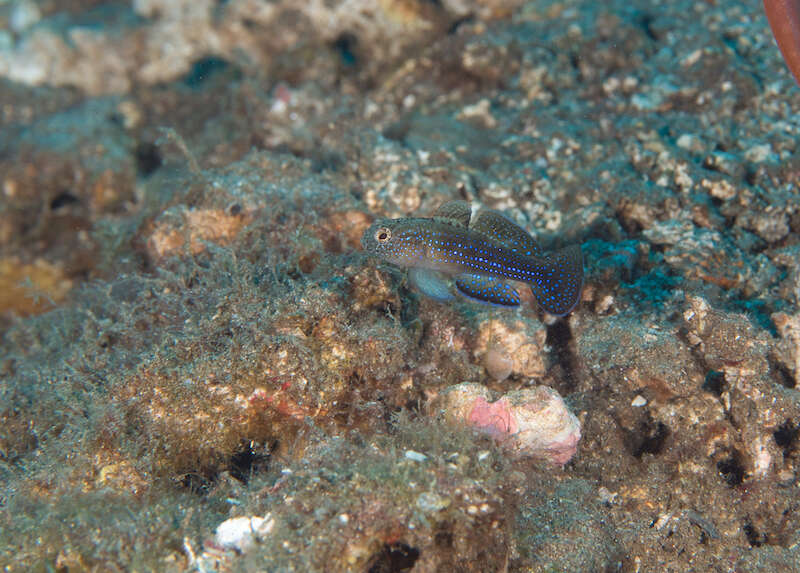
[375,227,392,243]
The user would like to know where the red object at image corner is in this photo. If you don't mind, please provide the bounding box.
[764,0,800,85]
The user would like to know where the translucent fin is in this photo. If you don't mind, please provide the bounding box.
[455,273,521,307]
[409,268,454,301]
[432,200,472,227]
[469,208,542,257]
[528,244,583,316]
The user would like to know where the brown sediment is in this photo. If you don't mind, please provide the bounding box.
[4,1,800,570]
[764,0,800,85]
[0,257,72,316]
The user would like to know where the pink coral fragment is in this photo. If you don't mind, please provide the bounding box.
[538,423,581,466]
[468,397,518,439]
[434,382,581,466]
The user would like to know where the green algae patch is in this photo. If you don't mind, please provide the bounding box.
[227,415,513,572]
[0,486,225,571]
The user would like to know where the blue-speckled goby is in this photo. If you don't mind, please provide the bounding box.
[361,200,583,316]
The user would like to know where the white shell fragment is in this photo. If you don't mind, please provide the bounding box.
[432,382,581,466]
[214,514,275,552]
[404,449,428,462]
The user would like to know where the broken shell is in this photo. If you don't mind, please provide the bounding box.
[474,319,548,380]
[432,382,581,466]
[484,346,514,382]
[214,514,275,552]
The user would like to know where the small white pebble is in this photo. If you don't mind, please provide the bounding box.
[597,487,618,504]
[405,450,427,462]
[631,395,647,407]
[338,514,349,524]
[676,134,703,153]
[654,513,673,530]
[681,49,702,67]
[744,143,775,163]
[416,492,450,513]
[364,100,380,119]
[596,294,615,314]
[270,99,287,114]
[622,76,638,90]
[215,515,274,552]
[477,450,491,461]
[10,0,41,33]
[467,505,479,515]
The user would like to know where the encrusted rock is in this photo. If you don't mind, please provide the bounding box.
[473,317,548,381]
[771,312,800,386]
[146,207,253,260]
[431,382,581,466]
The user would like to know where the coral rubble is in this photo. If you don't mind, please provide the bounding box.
[1,0,799,571]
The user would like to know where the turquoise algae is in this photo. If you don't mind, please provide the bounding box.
[361,200,584,315]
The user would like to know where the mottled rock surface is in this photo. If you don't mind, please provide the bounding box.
[1,0,799,571]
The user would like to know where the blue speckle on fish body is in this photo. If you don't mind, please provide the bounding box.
[361,201,583,316]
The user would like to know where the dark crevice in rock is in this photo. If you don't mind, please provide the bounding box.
[773,419,798,455]
[182,56,232,87]
[135,141,163,177]
[630,419,670,458]
[616,410,671,459]
[50,190,80,210]
[367,542,420,573]
[743,521,767,547]
[545,319,580,394]
[770,357,797,389]
[447,13,474,35]
[332,32,359,68]
[635,13,659,43]
[176,468,218,496]
[702,370,726,396]
[717,452,746,487]
[683,337,741,433]
[229,440,272,484]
